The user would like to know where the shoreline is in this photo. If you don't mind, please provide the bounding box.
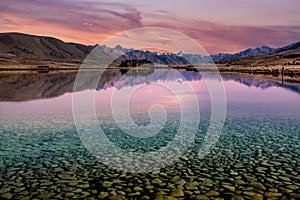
[0,63,299,82]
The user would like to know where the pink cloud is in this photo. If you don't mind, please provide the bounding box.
[0,0,299,54]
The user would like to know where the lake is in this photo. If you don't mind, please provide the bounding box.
[0,69,300,199]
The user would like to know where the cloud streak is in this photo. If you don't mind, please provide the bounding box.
[0,0,299,53]
[155,18,300,53]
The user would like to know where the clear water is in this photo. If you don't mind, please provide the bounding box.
[0,70,300,199]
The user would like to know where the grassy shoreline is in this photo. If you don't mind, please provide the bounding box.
[0,62,299,82]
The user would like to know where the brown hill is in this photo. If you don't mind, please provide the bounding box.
[0,32,93,63]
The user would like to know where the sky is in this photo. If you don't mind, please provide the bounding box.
[0,0,299,54]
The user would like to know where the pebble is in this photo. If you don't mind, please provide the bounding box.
[1,193,13,199]
[117,191,126,195]
[251,194,263,200]
[82,191,90,197]
[244,175,257,182]
[250,182,266,190]
[20,196,31,200]
[159,172,168,177]
[265,192,282,198]
[243,191,258,197]
[154,196,164,200]
[286,185,299,190]
[175,179,186,185]
[0,188,10,194]
[128,192,140,196]
[40,181,52,186]
[278,176,291,182]
[98,192,109,199]
[269,188,278,192]
[152,178,163,184]
[73,189,82,193]
[170,176,180,182]
[231,171,239,176]
[38,192,55,199]
[14,187,26,193]
[186,182,198,190]
[146,185,154,189]
[235,180,246,185]
[108,195,126,200]
[155,196,177,200]
[232,196,245,200]
[170,188,184,197]
[195,195,209,200]
[281,188,293,193]
[102,181,113,187]
[141,195,150,200]
[134,186,143,191]
[260,161,273,167]
[266,178,276,183]
[206,190,219,196]
[256,167,267,172]
[65,192,75,198]
[181,156,189,161]
[234,164,244,168]
[156,191,166,196]
[223,185,235,192]
[202,179,214,187]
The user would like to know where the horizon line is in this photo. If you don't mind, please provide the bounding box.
[1,31,299,55]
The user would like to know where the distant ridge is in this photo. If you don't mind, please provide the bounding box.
[180,42,300,62]
[0,32,299,65]
[216,41,300,61]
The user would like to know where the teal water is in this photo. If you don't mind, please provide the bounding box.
[0,70,300,199]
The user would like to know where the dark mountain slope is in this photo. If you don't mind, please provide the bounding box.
[0,32,94,63]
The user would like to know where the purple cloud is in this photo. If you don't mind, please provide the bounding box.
[0,0,299,53]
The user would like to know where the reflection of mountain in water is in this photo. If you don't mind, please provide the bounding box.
[96,69,202,91]
[0,72,77,101]
[0,70,299,102]
[120,68,155,76]
[221,74,300,94]
[0,70,121,101]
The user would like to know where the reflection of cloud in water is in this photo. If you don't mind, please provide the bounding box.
[0,70,299,102]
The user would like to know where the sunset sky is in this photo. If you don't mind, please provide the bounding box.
[0,0,299,54]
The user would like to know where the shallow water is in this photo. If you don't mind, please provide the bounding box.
[0,69,300,199]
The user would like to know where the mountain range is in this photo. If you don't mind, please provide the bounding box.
[0,32,299,65]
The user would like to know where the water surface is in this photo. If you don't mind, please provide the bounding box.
[0,69,300,199]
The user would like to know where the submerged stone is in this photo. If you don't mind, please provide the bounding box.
[0,188,10,194]
[250,182,266,190]
[195,195,209,200]
[286,185,299,190]
[1,193,13,199]
[98,192,109,199]
[102,181,113,187]
[265,192,282,198]
[223,185,235,192]
[206,190,219,196]
[170,188,184,197]
[152,178,163,185]
[175,179,186,185]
